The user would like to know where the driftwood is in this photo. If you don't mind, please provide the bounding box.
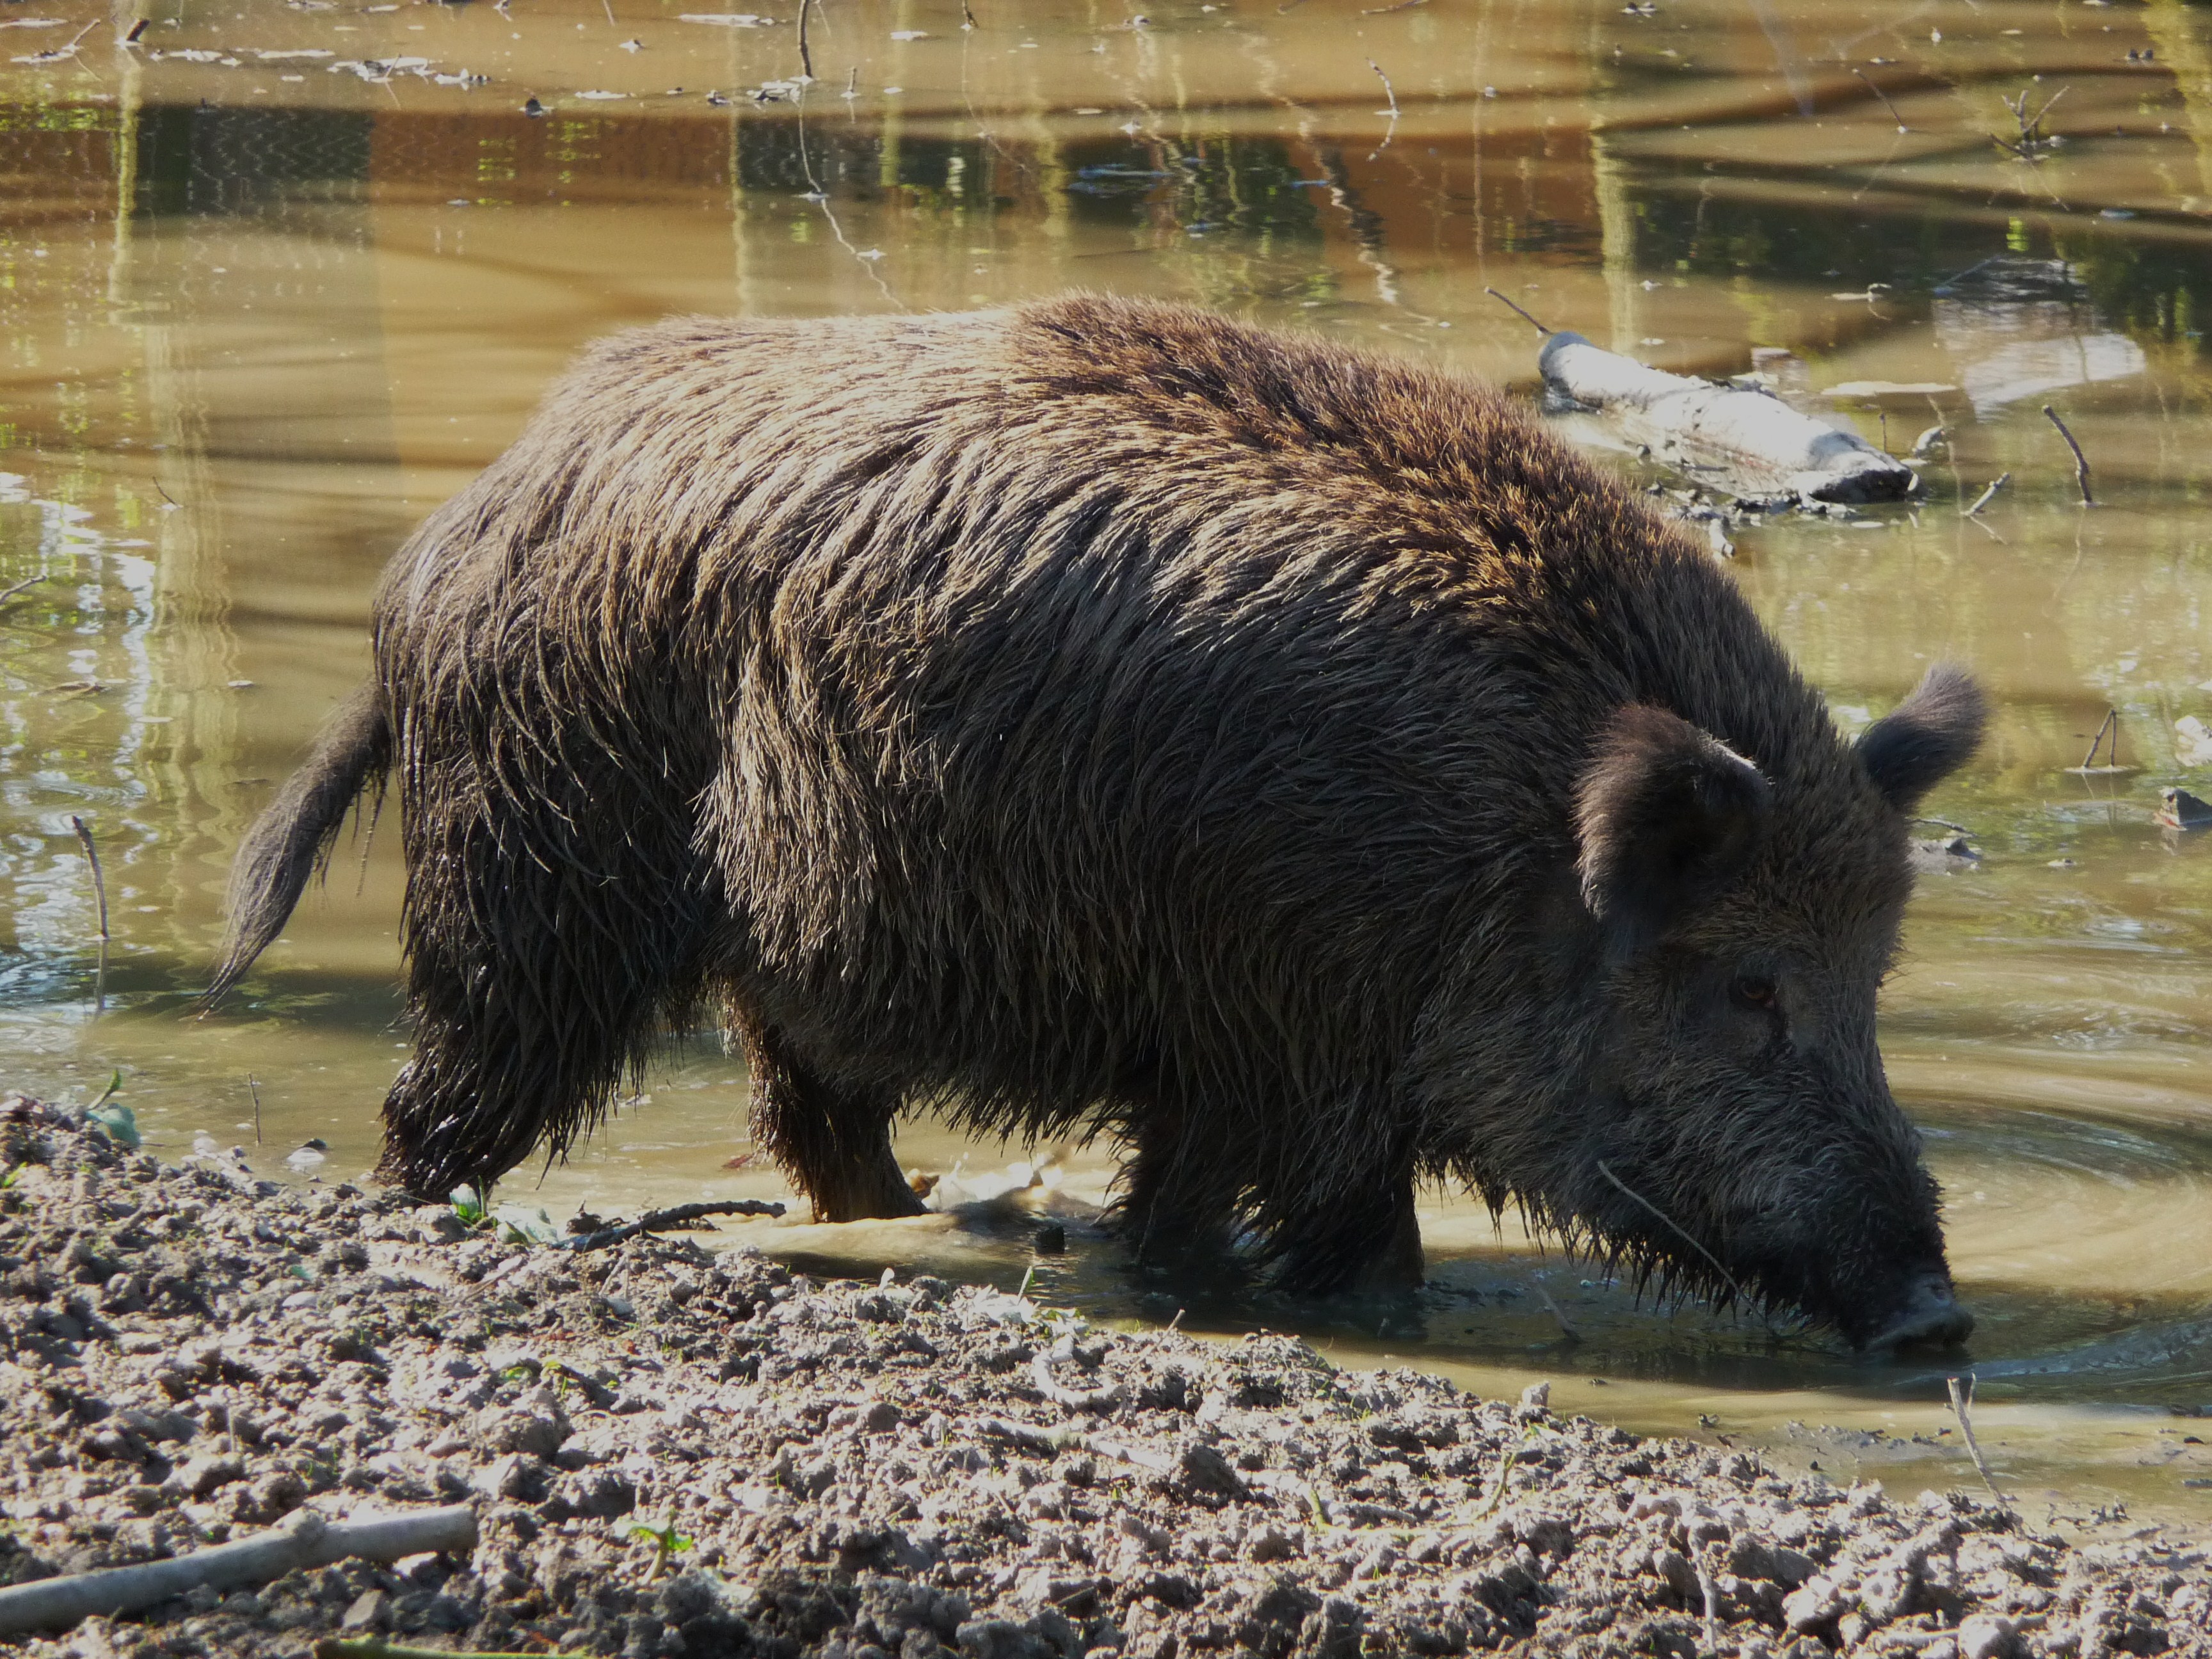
[0,1505,477,1636]
[1538,332,1916,504]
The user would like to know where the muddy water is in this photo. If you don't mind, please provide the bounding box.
[5,0,2212,1522]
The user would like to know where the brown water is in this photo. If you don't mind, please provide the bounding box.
[5,0,2212,1525]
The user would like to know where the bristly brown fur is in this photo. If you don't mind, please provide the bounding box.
[213,294,1982,1342]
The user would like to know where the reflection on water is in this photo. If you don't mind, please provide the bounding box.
[4,0,2212,1523]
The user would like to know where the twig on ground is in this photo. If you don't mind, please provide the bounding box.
[1484,286,1551,335]
[1852,67,1907,131]
[1368,58,1397,117]
[1596,1160,1768,1328]
[796,0,814,79]
[70,817,109,1016]
[0,1507,477,1636]
[1962,472,2010,517]
[1946,1374,2007,1506]
[317,1642,552,1659]
[564,1198,784,1251]
[2043,404,2094,505]
[1695,1549,1724,1653]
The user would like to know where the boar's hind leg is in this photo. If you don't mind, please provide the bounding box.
[736,1014,926,1223]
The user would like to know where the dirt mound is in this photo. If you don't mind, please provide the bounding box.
[0,1093,2202,1658]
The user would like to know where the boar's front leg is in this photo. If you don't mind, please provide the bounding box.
[1116,1106,1250,1279]
[1266,1149,1425,1296]
[735,1014,926,1223]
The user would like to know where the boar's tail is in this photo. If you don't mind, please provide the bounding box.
[203,680,392,1007]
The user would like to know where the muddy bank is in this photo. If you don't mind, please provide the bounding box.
[0,1094,2203,1659]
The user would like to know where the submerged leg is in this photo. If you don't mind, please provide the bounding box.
[737,1014,924,1222]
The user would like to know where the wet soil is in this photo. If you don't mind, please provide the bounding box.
[0,1094,2204,1659]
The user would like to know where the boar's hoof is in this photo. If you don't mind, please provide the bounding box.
[1864,1273,1973,1352]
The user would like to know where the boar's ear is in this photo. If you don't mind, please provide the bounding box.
[1855,664,1986,813]
[1576,705,1773,961]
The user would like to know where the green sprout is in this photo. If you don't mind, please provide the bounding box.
[626,1516,694,1577]
[449,1185,490,1228]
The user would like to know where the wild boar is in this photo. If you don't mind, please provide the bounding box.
[212,293,1983,1349]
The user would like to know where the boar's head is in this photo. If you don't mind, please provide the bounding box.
[1546,664,1985,1351]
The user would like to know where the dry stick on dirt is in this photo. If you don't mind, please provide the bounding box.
[69,817,109,1016]
[316,1641,552,1659]
[1596,1160,1773,1332]
[565,1197,785,1251]
[2043,404,2095,505]
[1962,472,2010,517]
[0,1506,477,1637]
[1945,1374,2007,1507]
[1851,67,1908,132]
[796,0,815,79]
[1484,286,1551,335]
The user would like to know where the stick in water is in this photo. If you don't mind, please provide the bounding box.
[796,0,815,79]
[1484,286,1551,335]
[248,1073,263,1145]
[1596,1160,1768,1327]
[1945,1374,2006,1505]
[2078,708,2117,771]
[1368,58,1398,117]
[2042,404,2094,505]
[565,1197,785,1251]
[1962,472,2010,517]
[1850,67,1907,131]
[70,817,109,1016]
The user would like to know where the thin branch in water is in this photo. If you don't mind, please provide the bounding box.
[1361,0,1427,13]
[795,0,815,80]
[1850,67,1907,131]
[2042,403,2094,505]
[0,574,48,609]
[1484,285,1551,335]
[1962,471,2009,517]
[2078,708,2118,771]
[70,817,109,1016]
[1595,1160,1767,1327]
[248,1074,262,1146]
[600,0,616,26]
[960,0,975,28]
[1367,58,1399,117]
[1531,1272,1579,1342]
[1945,1374,2007,1507]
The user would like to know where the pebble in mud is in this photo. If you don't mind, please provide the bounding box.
[0,1092,2203,1658]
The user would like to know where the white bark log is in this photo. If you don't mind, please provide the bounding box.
[1539,332,1915,504]
[0,1504,478,1635]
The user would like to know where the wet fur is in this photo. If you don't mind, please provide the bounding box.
[214,294,1980,1338]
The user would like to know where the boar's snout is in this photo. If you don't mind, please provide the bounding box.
[1862,1270,1973,1353]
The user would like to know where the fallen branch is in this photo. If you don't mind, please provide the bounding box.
[0,1505,477,1636]
[70,816,109,1016]
[564,1198,784,1251]
[2042,404,2094,505]
[1945,1375,2007,1507]
[1539,333,1914,503]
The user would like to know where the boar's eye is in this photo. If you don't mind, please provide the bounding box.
[1729,974,1778,1013]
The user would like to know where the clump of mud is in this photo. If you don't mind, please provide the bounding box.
[0,1093,2203,1659]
